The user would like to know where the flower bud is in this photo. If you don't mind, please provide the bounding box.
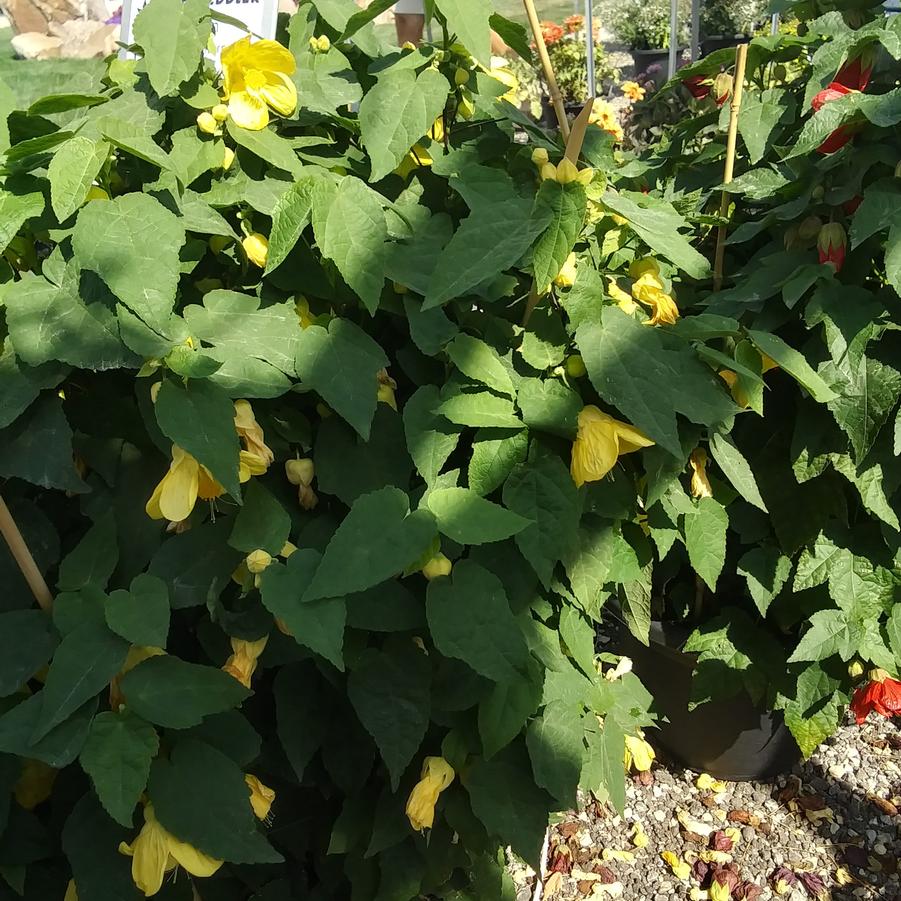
[211,103,229,122]
[817,222,847,271]
[564,354,586,378]
[713,72,733,107]
[811,184,825,200]
[196,111,217,134]
[317,35,331,52]
[531,147,549,166]
[242,233,269,268]
[848,659,864,679]
[576,166,595,186]
[422,553,453,580]
[895,160,901,178]
[555,158,579,184]
[454,67,469,86]
[402,40,416,51]
[85,185,110,202]
[457,95,475,119]
[222,146,235,171]
[285,458,314,486]
[150,382,161,403]
[245,549,272,574]
[540,162,557,181]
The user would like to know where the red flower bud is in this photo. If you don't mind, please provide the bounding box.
[850,669,901,723]
[713,73,733,108]
[842,195,862,215]
[817,222,847,271]
[811,81,857,154]
[683,75,711,99]
[835,45,877,91]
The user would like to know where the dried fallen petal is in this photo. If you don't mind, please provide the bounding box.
[723,828,741,847]
[868,794,899,817]
[701,850,733,865]
[601,849,635,863]
[678,809,715,837]
[631,821,649,849]
[594,864,617,884]
[544,872,564,897]
[661,850,692,881]
[834,867,854,886]
[798,871,827,899]
[734,882,763,901]
[591,883,624,898]
[710,831,734,852]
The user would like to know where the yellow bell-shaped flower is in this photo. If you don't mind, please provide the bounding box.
[570,406,654,487]
[145,445,225,522]
[623,733,656,773]
[689,447,713,498]
[553,252,578,288]
[245,774,276,821]
[221,36,297,131]
[222,635,269,688]
[405,756,455,831]
[234,400,274,468]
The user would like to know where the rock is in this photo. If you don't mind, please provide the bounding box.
[10,30,62,57]
[741,826,756,842]
[49,18,118,57]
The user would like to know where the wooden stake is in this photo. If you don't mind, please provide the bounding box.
[522,0,571,142]
[0,494,53,611]
[713,43,749,291]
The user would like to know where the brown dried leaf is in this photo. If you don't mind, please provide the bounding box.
[727,810,760,827]
[560,821,582,839]
[544,871,564,898]
[868,794,899,817]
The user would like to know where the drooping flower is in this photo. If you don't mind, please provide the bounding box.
[222,635,269,688]
[234,400,274,469]
[553,252,578,288]
[621,80,645,102]
[608,278,639,315]
[817,222,847,271]
[145,445,225,522]
[835,45,876,90]
[810,82,856,154]
[405,757,455,831]
[849,669,901,723]
[421,553,453,580]
[689,448,713,498]
[286,458,318,510]
[604,656,632,681]
[220,36,297,130]
[571,406,654,487]
[377,369,398,410]
[245,774,275,820]
[629,260,679,326]
[624,733,655,773]
[713,72,733,108]
[242,233,269,268]
[119,802,222,897]
[683,75,712,99]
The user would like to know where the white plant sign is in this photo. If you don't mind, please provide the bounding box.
[119,0,279,58]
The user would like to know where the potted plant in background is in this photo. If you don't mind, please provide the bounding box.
[700,0,768,55]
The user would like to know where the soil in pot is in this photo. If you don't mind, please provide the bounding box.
[616,619,802,781]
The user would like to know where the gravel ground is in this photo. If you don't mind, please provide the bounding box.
[511,714,901,901]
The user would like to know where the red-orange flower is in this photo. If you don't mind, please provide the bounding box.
[683,75,711,99]
[817,223,846,272]
[563,14,584,33]
[539,20,564,45]
[835,46,876,91]
[850,670,901,724]
[810,81,856,154]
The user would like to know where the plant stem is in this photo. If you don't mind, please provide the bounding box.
[0,494,52,611]
[522,0,571,142]
[713,42,749,291]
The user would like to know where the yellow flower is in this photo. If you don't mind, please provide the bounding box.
[245,774,275,820]
[405,756,455,831]
[245,549,272,574]
[222,146,235,170]
[85,186,110,202]
[622,80,646,102]
[421,553,453,580]
[553,252,578,288]
[631,270,679,326]
[631,821,649,848]
[589,98,624,141]
[689,448,713,499]
[242,232,269,268]
[395,144,433,178]
[119,803,222,897]
[196,111,217,134]
[629,258,661,280]
[295,297,315,328]
[571,406,654,487]
[211,103,229,122]
[14,759,57,810]
[239,450,269,482]
[624,733,656,773]
[377,369,398,411]
[222,635,268,688]
[146,445,225,522]
[487,57,518,103]
[220,36,297,130]
[234,400,274,468]
[661,851,691,881]
[607,278,638,314]
[65,880,78,901]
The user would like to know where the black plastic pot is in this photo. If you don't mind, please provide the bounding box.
[701,34,751,57]
[632,48,677,87]
[618,620,802,781]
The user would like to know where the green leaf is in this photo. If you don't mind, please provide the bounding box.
[305,487,437,601]
[0,338,66,430]
[274,662,328,781]
[0,694,96,768]
[709,433,767,512]
[133,0,210,96]
[683,497,728,591]
[96,116,172,170]
[519,304,568,371]
[312,177,388,314]
[737,546,791,617]
[149,738,281,863]
[48,137,108,223]
[73,193,185,332]
[577,308,736,457]
[887,605,901,665]
[229,480,291,556]
[516,378,580,439]
[348,645,430,789]
[783,696,841,758]
[226,118,302,175]
[526,701,584,808]
[426,486,531,545]
[426,560,530,682]
[446,334,515,398]
[503,456,581,589]
[737,92,785,164]
[0,187,44,255]
[58,512,117,592]
[788,609,854,663]
[4,273,130,370]
[478,662,543,759]
[260,550,346,670]
[0,610,58,697]
[746,330,837,403]
[425,197,541,309]
[154,378,241,499]
[32,620,128,742]
[468,428,529,496]
[79,710,159,827]
[119,655,250,729]
[531,181,586,290]
[105,574,170,648]
[403,385,461,485]
[359,67,449,181]
[466,743,551,869]
[437,391,523,429]
[265,176,316,274]
[295,318,388,440]
[601,190,711,278]
[435,0,491,63]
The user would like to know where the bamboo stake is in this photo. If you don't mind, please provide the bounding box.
[713,43,749,291]
[0,494,52,611]
[522,0,571,142]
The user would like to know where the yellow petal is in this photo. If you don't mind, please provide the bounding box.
[661,851,691,881]
[624,734,655,772]
[601,848,635,862]
[571,406,619,486]
[197,465,225,500]
[405,757,455,831]
[612,420,655,455]
[629,258,661,280]
[164,831,223,878]
[259,71,297,117]
[245,774,276,820]
[228,91,269,130]
[689,448,713,498]
[553,252,578,288]
[245,39,296,76]
[631,272,666,304]
[64,879,78,901]
[156,446,200,523]
[119,814,170,896]
[221,35,253,96]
